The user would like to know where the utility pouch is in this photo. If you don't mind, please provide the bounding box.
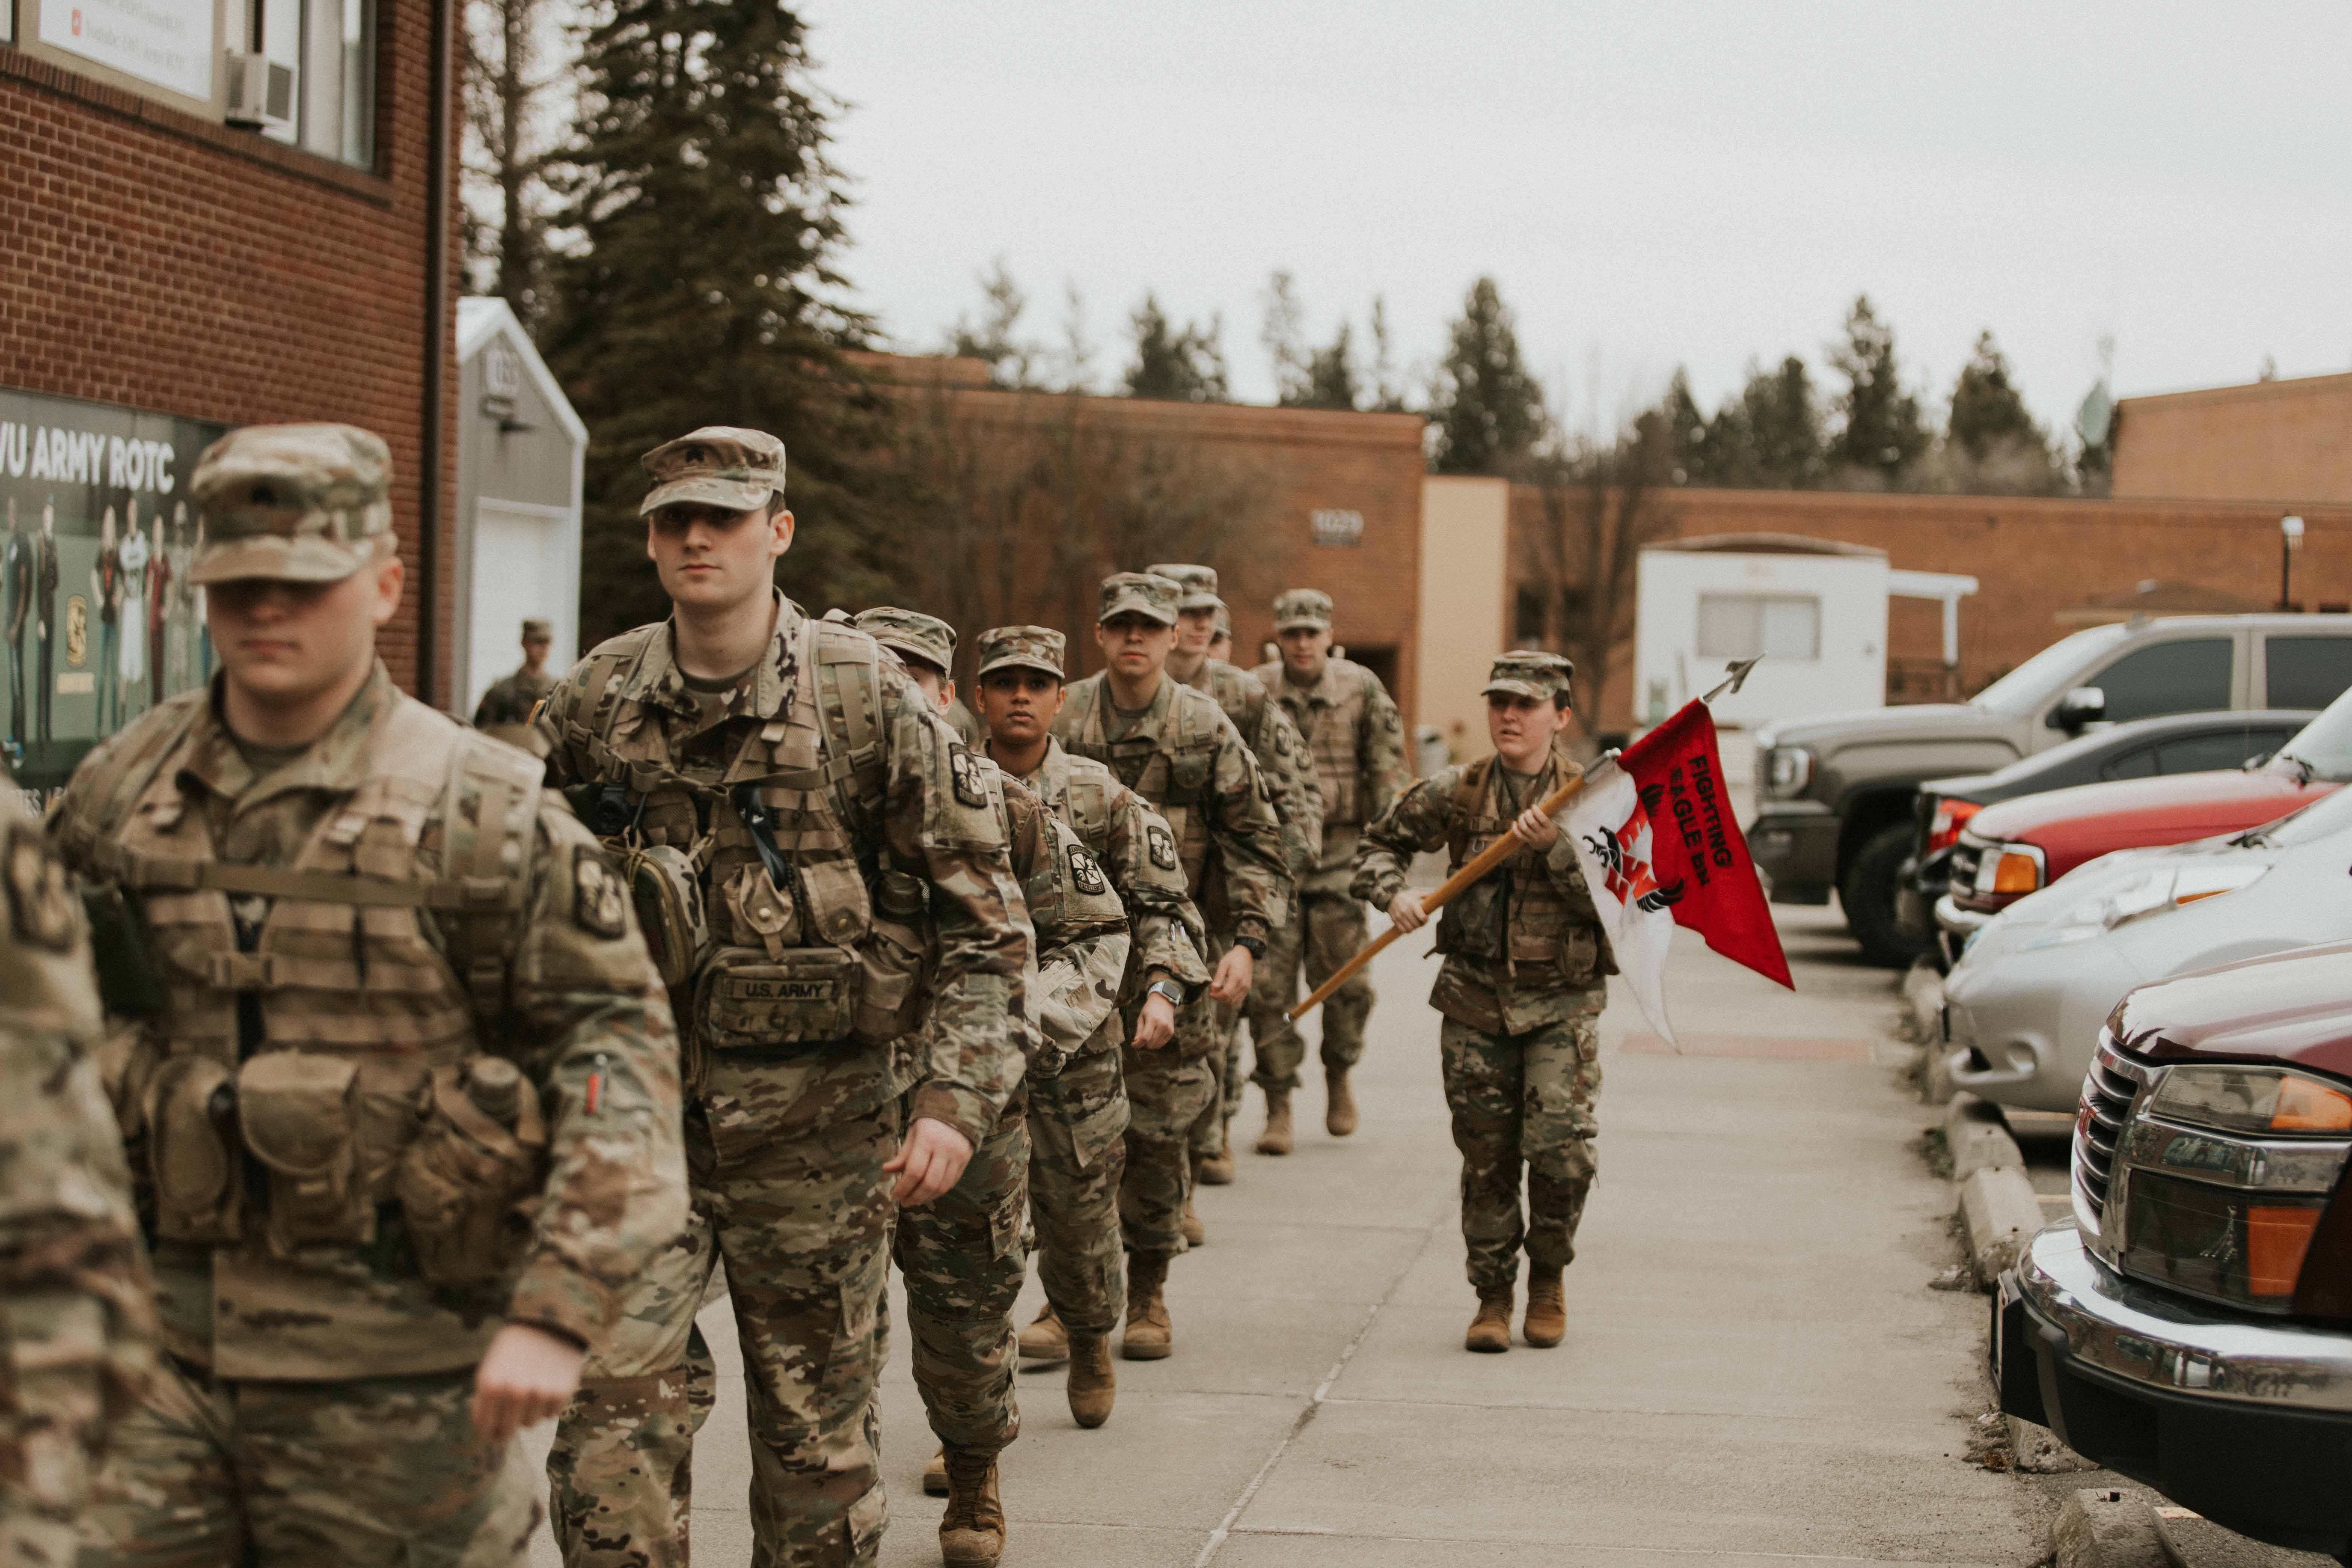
[1169,750,1213,802]
[396,1058,547,1286]
[237,1052,371,1255]
[697,944,862,1052]
[723,863,798,959]
[852,868,929,1046]
[618,843,710,992]
[78,883,168,1018]
[143,1055,242,1244]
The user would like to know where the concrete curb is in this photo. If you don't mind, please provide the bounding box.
[1946,1093,2026,1184]
[1960,1164,2045,1282]
[2055,1488,2170,1568]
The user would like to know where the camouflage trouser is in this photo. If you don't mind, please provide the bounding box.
[548,1101,901,1568]
[1186,945,1246,1161]
[1026,1049,1129,1335]
[79,1354,541,1566]
[1118,1003,1219,1261]
[1439,1013,1602,1293]
[1247,892,1374,1093]
[2,1285,116,1568]
[894,1097,1028,1455]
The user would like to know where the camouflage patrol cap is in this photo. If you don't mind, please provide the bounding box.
[638,426,787,515]
[1483,649,1574,704]
[1214,603,1232,638]
[1147,563,1223,613]
[1273,588,1333,631]
[521,617,553,640]
[1098,571,1180,626]
[853,606,956,676]
[974,625,1066,681]
[188,423,394,585]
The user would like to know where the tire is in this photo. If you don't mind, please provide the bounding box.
[1842,822,1933,969]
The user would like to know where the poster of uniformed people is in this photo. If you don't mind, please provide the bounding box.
[0,388,227,799]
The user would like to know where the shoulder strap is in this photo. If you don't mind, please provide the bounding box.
[437,727,547,1034]
[66,697,205,853]
[565,628,661,774]
[811,618,887,813]
[1446,759,1492,868]
[1064,758,1113,850]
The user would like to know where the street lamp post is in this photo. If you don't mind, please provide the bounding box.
[2281,515,2306,611]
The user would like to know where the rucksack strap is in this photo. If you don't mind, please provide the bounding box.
[1446,758,1491,869]
[437,732,546,1034]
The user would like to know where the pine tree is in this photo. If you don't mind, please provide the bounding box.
[1259,270,1309,406]
[1303,322,1360,410]
[1430,276,1545,474]
[1366,295,1410,413]
[1125,294,1228,402]
[1740,355,1826,485]
[1663,369,1708,483]
[543,0,890,639]
[947,256,1039,388]
[1945,330,2042,459]
[1827,295,1928,482]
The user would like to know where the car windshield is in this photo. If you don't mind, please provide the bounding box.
[2266,686,2352,783]
[2237,778,2352,848]
[1971,624,2129,716]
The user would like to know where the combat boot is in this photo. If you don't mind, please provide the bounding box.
[923,1446,949,1496]
[938,1444,1006,1567]
[1325,1067,1358,1137]
[1017,1303,1068,1365]
[1464,1285,1514,1354]
[1066,1331,1116,1428]
[1182,1195,1206,1247]
[1196,1131,1236,1186]
[1256,1090,1294,1155]
[1523,1267,1566,1348]
[1122,1253,1173,1360]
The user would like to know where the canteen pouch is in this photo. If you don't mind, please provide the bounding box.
[397,1060,547,1286]
[697,944,862,1052]
[144,1055,242,1244]
[237,1052,372,1255]
[620,843,710,992]
[852,868,929,1046]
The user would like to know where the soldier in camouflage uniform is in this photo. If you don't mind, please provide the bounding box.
[1151,564,1317,1202]
[854,609,1130,1568]
[1351,651,1614,1355]
[1250,588,1407,1153]
[472,617,557,740]
[51,424,689,1565]
[971,627,1207,1393]
[1051,574,1286,1359]
[538,430,1030,1568]
[0,771,154,1566]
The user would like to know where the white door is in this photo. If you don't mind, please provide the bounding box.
[467,500,577,718]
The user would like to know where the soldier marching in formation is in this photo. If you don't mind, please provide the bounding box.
[473,616,559,749]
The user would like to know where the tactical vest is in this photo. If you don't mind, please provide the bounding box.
[1033,750,1117,863]
[1059,678,1225,891]
[1435,757,1604,982]
[1259,658,1378,829]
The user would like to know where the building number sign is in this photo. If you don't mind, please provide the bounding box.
[1311,508,1364,548]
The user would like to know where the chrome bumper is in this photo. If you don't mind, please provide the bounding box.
[2011,1221,2352,1413]
[1933,893,1992,937]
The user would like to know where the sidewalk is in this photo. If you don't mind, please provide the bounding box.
[530,905,2045,1564]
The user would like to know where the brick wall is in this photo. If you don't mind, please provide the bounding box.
[0,0,456,701]
[2113,372,2352,506]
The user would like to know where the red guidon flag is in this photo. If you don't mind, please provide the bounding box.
[1561,700,1792,1043]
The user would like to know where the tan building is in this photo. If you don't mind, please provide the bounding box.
[2113,372,2352,505]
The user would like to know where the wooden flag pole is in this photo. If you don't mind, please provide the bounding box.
[1284,657,1762,1024]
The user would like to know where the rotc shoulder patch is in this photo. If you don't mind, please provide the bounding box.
[1147,822,1178,872]
[949,747,989,809]
[1066,842,1108,896]
[3,825,75,954]
[571,844,629,940]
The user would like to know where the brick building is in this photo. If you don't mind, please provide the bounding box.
[2,0,455,788]
[2113,371,2352,505]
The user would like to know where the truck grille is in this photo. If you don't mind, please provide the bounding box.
[1949,838,1983,893]
[2073,1031,2159,1237]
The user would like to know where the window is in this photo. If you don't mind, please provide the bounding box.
[2264,637,2352,711]
[2158,729,2276,775]
[2083,638,2232,724]
[241,0,374,166]
[2098,746,2157,781]
[1514,587,1545,645]
[1697,593,1818,660]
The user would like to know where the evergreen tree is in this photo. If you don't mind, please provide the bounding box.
[1366,295,1410,413]
[1125,294,1228,402]
[1259,270,1309,405]
[947,256,1039,388]
[1303,322,1360,410]
[1663,368,1708,482]
[1827,295,1928,482]
[1430,276,1545,474]
[1945,330,2041,458]
[1739,355,1826,485]
[544,0,890,639]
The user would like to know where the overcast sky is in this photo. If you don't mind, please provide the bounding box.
[801,2,2352,439]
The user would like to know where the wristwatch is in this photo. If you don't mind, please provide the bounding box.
[1233,934,1267,960]
[1146,978,1186,1008]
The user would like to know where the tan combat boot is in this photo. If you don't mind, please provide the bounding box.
[1181,1195,1207,1247]
[1017,1303,1068,1366]
[1066,1331,1116,1428]
[1523,1267,1566,1348]
[1464,1285,1514,1354]
[1195,1130,1236,1185]
[937,1444,1006,1567]
[1325,1068,1359,1137]
[1256,1090,1294,1155]
[922,1446,949,1496]
[1121,1253,1173,1360]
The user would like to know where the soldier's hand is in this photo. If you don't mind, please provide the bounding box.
[1512,805,1560,852]
[1132,991,1177,1050]
[1389,890,1428,933]
[472,1323,585,1443]
[1209,944,1254,1005]
[887,1116,975,1206]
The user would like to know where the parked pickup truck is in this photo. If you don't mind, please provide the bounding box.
[1750,614,2352,965]
[1997,942,2352,1559]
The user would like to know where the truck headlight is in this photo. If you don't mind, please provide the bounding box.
[1764,746,1814,798]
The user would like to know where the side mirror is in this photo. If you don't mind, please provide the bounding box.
[2053,686,2106,732]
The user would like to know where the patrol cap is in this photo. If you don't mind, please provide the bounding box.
[639,426,787,516]
[1098,572,1180,627]
[1482,649,1574,704]
[1213,603,1232,638]
[188,423,394,585]
[974,625,1066,681]
[854,607,956,677]
[1147,563,1223,613]
[1272,588,1333,631]
[521,617,553,640]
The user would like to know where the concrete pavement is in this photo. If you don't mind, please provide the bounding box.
[528,902,2045,1564]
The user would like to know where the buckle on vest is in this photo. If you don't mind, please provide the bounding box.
[455,876,513,910]
[206,952,277,990]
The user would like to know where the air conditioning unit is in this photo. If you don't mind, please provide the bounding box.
[224,51,296,134]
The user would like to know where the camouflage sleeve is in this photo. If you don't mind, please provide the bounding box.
[1204,712,1291,942]
[1102,784,1209,997]
[1027,813,1132,1057]
[532,661,590,792]
[880,678,1030,1145]
[1254,698,1323,877]
[499,799,690,1354]
[1351,767,1463,908]
[1358,671,1410,825]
